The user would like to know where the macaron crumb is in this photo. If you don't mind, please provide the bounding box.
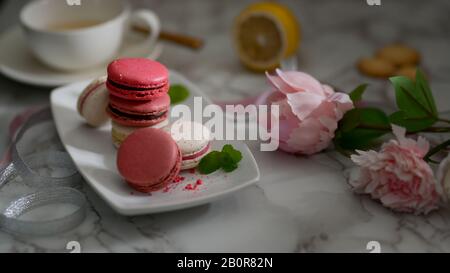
[184,179,203,191]
[173,175,186,183]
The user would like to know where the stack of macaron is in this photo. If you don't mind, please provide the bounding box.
[77,57,216,194]
[105,58,171,147]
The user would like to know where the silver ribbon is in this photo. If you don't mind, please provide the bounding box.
[0,107,87,236]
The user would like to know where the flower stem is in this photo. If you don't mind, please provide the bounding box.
[438,118,450,124]
[358,124,450,133]
[335,145,353,158]
[425,139,450,162]
[422,127,450,133]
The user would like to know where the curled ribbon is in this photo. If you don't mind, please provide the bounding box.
[0,106,87,236]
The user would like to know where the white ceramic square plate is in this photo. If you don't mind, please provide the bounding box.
[50,70,260,216]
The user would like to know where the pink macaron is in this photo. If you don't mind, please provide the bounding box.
[77,76,110,127]
[106,58,169,101]
[117,128,181,193]
[107,93,170,127]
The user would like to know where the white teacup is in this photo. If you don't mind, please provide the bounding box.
[20,0,160,71]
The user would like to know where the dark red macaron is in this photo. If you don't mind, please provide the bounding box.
[117,128,182,193]
[107,58,169,101]
[107,93,170,127]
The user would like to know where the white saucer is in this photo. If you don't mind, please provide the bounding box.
[0,26,163,87]
[50,71,260,215]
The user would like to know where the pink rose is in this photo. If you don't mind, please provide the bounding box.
[265,69,353,155]
[350,125,440,215]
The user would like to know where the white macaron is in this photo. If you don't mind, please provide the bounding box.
[111,119,169,148]
[77,76,109,127]
[168,120,212,170]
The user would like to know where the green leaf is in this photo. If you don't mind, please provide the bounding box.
[333,141,352,158]
[359,108,389,127]
[390,75,437,119]
[220,153,238,173]
[389,111,436,132]
[349,84,368,103]
[415,69,437,115]
[335,108,390,150]
[335,128,386,150]
[222,144,243,164]
[339,108,361,133]
[197,145,243,174]
[198,151,222,174]
[168,84,190,105]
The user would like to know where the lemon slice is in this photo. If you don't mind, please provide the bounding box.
[233,2,301,72]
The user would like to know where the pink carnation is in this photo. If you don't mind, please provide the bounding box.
[265,69,353,155]
[350,125,439,215]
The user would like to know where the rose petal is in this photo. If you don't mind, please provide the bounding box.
[266,72,299,94]
[322,84,335,96]
[285,117,335,155]
[329,92,354,111]
[276,69,325,96]
[286,92,325,120]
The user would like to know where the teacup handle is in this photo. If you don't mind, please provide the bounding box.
[126,9,161,57]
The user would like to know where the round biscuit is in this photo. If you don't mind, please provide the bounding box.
[357,57,396,78]
[376,44,420,66]
[395,66,418,80]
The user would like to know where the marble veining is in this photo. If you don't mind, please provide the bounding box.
[0,0,450,252]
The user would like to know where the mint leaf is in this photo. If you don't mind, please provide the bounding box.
[349,84,368,103]
[220,152,238,173]
[197,145,243,174]
[169,84,190,105]
[389,111,436,132]
[222,144,243,164]
[390,75,437,120]
[198,151,222,174]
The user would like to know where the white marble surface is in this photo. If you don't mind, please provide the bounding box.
[1,0,450,253]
